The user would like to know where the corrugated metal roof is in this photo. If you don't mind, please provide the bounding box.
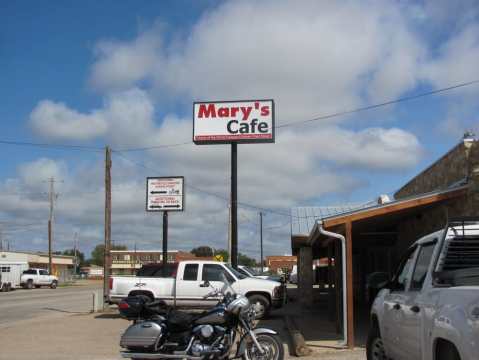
[291,179,469,237]
[291,203,373,236]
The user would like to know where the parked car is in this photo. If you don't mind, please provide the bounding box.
[0,262,28,292]
[367,218,479,360]
[20,268,58,289]
[237,265,283,282]
[109,260,285,319]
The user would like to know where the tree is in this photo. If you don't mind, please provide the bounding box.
[238,253,257,267]
[89,244,127,266]
[191,246,214,257]
[214,249,229,262]
[62,249,86,267]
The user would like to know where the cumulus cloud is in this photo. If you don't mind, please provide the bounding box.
[30,100,108,141]
[90,28,164,91]
[88,1,426,121]
[29,88,161,146]
[22,0,477,256]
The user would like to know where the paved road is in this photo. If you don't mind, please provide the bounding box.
[0,283,102,326]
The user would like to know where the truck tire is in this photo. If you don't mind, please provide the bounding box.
[26,279,34,290]
[7,283,12,292]
[366,324,387,360]
[50,280,58,289]
[247,294,270,320]
[1,283,7,292]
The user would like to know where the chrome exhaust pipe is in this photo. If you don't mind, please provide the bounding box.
[121,352,202,359]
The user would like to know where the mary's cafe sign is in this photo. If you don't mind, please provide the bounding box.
[193,100,275,144]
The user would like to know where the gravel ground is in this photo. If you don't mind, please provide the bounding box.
[0,310,365,360]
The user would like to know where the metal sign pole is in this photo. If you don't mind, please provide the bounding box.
[231,143,238,268]
[163,211,168,277]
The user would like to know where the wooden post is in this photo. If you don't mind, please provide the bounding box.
[345,221,354,349]
[103,146,112,307]
[334,239,341,334]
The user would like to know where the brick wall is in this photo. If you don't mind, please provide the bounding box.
[395,141,469,199]
[393,139,479,257]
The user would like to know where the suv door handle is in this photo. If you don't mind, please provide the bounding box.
[393,303,401,310]
[410,305,420,313]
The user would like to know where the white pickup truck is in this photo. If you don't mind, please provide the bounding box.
[20,268,58,289]
[367,218,479,360]
[109,260,285,319]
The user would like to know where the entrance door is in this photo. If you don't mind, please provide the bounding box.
[381,246,417,360]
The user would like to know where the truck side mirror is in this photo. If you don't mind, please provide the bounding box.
[200,280,210,288]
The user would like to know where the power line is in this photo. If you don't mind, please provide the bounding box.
[112,150,297,219]
[277,79,479,128]
[0,140,103,152]
[0,79,477,154]
[114,79,479,151]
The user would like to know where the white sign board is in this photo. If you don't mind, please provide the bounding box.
[193,99,275,144]
[146,177,184,212]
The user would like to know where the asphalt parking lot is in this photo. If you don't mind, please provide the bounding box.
[0,282,102,327]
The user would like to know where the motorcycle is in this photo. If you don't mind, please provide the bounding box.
[118,274,284,360]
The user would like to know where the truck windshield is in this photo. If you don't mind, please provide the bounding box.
[244,266,260,276]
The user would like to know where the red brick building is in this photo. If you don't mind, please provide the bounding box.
[266,255,297,273]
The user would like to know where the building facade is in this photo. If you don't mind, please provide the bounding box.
[0,251,74,282]
[266,255,297,274]
[290,136,479,348]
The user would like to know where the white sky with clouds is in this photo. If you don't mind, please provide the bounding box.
[2,0,479,259]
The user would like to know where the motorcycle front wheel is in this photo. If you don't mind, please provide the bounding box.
[243,334,284,360]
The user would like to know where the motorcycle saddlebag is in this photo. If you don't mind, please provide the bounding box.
[120,321,163,350]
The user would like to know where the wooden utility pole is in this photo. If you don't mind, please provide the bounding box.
[345,221,354,349]
[103,146,112,306]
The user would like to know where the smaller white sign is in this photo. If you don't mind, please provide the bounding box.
[146,177,184,212]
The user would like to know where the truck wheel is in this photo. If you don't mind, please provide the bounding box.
[27,280,34,290]
[367,325,387,360]
[7,283,12,292]
[248,294,270,320]
[50,280,58,289]
[1,283,7,292]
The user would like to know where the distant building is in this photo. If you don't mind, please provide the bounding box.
[0,251,74,282]
[266,255,297,274]
[80,264,103,279]
[110,250,210,275]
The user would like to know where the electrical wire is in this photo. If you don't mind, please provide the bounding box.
[112,150,297,219]
[0,140,104,152]
[114,79,479,151]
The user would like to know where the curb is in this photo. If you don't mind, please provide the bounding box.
[284,315,313,357]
